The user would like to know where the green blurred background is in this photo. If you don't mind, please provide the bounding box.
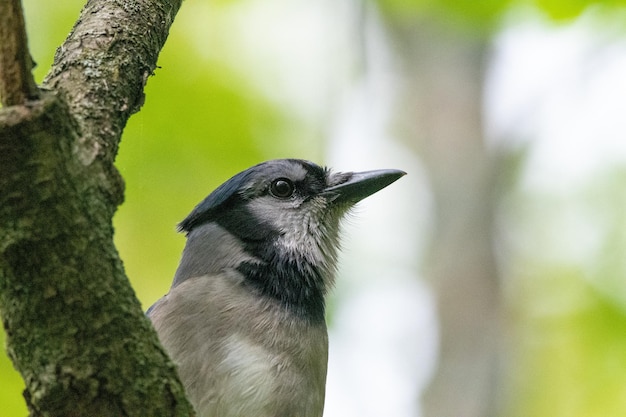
[3,0,626,416]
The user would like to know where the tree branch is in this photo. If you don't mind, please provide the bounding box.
[0,0,40,106]
[45,0,182,167]
[0,0,192,415]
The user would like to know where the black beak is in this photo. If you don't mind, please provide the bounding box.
[323,169,406,205]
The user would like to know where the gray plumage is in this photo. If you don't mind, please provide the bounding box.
[148,159,405,417]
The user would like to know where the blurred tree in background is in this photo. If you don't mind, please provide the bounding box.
[3,0,626,416]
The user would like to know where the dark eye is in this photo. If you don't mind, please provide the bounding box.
[270,178,295,199]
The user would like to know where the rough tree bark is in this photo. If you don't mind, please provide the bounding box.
[0,0,194,415]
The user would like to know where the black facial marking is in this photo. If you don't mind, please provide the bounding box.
[214,201,278,242]
[237,257,326,323]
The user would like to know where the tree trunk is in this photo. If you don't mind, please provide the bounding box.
[386,17,503,417]
[0,0,194,415]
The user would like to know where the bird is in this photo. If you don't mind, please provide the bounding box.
[147,158,405,417]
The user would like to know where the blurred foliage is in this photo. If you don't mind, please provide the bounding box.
[532,0,621,20]
[376,0,514,33]
[498,162,626,416]
[376,0,626,33]
[507,267,626,416]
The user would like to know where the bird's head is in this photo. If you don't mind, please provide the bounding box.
[174,159,405,320]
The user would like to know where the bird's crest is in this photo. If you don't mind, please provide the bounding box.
[178,169,254,233]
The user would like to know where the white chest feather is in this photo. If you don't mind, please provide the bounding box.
[215,334,279,412]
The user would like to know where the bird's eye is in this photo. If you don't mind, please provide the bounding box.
[270,178,295,199]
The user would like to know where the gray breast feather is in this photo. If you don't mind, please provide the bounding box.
[148,271,328,417]
[171,223,262,288]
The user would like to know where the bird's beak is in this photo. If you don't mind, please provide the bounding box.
[322,169,406,205]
